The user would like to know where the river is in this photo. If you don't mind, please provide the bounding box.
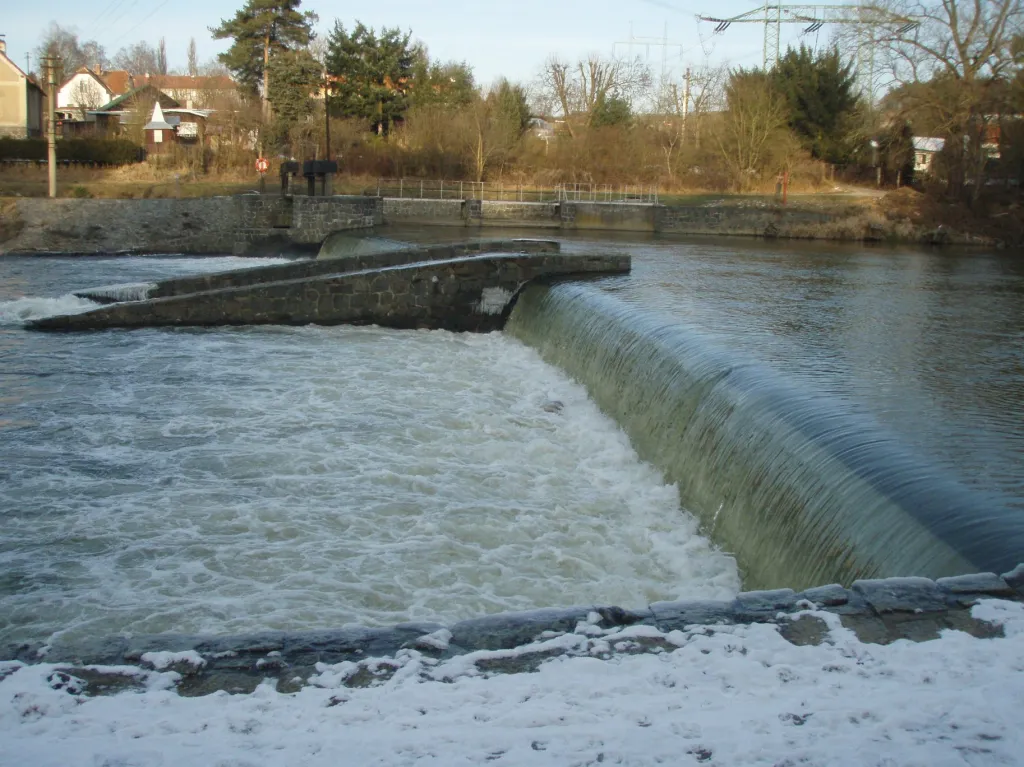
[1,232,1022,646]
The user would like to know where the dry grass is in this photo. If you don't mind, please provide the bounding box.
[0,163,259,199]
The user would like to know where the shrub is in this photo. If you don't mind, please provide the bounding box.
[0,137,143,165]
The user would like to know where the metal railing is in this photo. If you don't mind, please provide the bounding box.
[373,179,659,204]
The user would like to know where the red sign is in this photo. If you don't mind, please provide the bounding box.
[255,157,269,174]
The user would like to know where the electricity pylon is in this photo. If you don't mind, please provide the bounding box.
[697,3,918,97]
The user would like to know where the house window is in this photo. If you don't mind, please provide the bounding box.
[153,130,163,144]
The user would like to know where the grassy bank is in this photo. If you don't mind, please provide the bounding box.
[0,165,1019,247]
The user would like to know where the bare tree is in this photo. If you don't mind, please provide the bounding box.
[34,22,107,79]
[113,42,160,76]
[867,0,1023,197]
[538,54,651,138]
[712,72,792,191]
[70,78,103,120]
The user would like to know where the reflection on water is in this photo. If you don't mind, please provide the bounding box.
[558,237,1024,511]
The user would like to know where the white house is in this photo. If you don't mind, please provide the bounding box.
[57,68,113,119]
[140,74,236,109]
[912,137,945,175]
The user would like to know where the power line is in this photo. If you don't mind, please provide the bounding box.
[636,0,698,15]
[87,0,130,39]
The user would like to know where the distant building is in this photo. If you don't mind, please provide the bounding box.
[912,137,945,175]
[138,74,236,109]
[141,100,213,153]
[0,37,45,138]
[57,68,135,125]
[86,85,179,137]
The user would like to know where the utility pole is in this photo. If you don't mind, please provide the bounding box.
[43,57,58,198]
[698,3,919,94]
[682,67,691,140]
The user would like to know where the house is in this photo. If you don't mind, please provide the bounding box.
[88,85,180,137]
[139,74,235,109]
[142,100,213,153]
[57,68,134,123]
[143,101,176,153]
[912,137,945,175]
[0,37,45,138]
[57,68,113,120]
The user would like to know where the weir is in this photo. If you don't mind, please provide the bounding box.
[30,240,630,332]
[505,282,1024,590]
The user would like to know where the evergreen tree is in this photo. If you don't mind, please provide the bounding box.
[770,46,859,164]
[187,38,199,78]
[591,94,632,128]
[409,52,477,109]
[267,49,322,125]
[326,22,416,135]
[493,79,530,134]
[210,0,317,109]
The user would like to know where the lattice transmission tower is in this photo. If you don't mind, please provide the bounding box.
[697,4,918,97]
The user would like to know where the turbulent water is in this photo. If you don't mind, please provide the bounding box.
[2,235,1023,645]
[0,254,739,646]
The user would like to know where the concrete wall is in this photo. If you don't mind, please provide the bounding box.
[32,252,631,332]
[1,195,383,256]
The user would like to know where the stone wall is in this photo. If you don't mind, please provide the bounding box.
[477,201,561,227]
[563,202,658,232]
[32,251,631,332]
[383,198,465,225]
[376,198,835,237]
[5,567,1021,696]
[74,239,561,303]
[0,196,847,252]
[656,205,833,238]
[0,195,384,256]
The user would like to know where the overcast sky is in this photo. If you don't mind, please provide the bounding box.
[2,0,841,86]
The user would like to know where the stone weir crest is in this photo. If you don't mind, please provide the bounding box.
[28,239,631,332]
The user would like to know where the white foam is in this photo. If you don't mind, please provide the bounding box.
[0,295,100,324]
[0,325,739,645]
[77,282,155,302]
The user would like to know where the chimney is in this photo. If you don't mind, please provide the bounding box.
[0,36,7,56]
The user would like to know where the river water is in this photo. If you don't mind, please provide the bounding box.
[1,234,1022,645]
[0,254,739,646]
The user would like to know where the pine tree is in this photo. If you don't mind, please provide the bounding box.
[210,0,317,112]
[326,22,415,135]
[770,46,859,164]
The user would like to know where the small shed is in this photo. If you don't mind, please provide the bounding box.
[912,137,945,175]
[143,101,179,153]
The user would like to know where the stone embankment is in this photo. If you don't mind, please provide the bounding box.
[383,197,834,237]
[0,193,981,251]
[3,567,1020,697]
[0,195,382,256]
[29,240,630,332]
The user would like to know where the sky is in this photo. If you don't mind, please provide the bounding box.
[1,0,844,86]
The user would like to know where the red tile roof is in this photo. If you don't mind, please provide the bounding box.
[100,70,133,95]
[142,74,235,91]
